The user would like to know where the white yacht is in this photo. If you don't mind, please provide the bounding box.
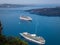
[20,16,32,21]
[20,32,45,44]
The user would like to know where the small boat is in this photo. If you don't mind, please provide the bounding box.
[20,32,45,44]
[20,16,32,21]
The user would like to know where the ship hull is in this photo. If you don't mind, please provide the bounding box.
[20,33,45,44]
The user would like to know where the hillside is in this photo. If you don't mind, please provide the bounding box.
[0,4,26,8]
[27,7,60,17]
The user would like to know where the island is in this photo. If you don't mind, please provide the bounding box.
[0,4,26,8]
[26,7,60,17]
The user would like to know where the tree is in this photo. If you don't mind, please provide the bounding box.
[0,21,3,35]
[0,21,28,45]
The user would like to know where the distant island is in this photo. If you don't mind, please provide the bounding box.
[26,7,60,17]
[0,4,27,8]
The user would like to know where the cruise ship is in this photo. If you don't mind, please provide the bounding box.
[20,16,32,21]
[20,32,45,44]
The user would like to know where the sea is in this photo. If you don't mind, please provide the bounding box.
[0,5,60,45]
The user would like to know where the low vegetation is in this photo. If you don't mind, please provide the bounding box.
[0,21,28,45]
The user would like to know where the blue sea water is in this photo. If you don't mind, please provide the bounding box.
[0,5,60,45]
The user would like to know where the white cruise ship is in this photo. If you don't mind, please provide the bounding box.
[20,32,45,44]
[20,16,32,21]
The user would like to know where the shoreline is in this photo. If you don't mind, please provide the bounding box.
[26,7,60,17]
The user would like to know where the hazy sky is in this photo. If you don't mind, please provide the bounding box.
[0,0,60,4]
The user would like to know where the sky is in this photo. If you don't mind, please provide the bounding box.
[0,0,60,5]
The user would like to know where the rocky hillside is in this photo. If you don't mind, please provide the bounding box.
[27,7,60,17]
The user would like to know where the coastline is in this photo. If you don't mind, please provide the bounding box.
[26,7,60,17]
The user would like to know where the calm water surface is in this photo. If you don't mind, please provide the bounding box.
[0,6,60,45]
